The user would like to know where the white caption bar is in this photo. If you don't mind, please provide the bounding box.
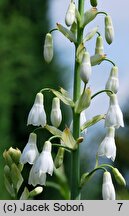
[0,201,128,216]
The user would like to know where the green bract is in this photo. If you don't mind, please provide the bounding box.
[75,88,91,114]
[83,8,98,27]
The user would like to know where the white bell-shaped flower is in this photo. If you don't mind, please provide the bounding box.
[65,1,76,26]
[28,141,54,186]
[27,92,46,127]
[105,66,119,94]
[98,127,116,161]
[20,133,39,165]
[102,171,116,200]
[105,94,124,129]
[51,97,62,128]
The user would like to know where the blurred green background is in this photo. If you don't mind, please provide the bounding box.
[0,0,129,199]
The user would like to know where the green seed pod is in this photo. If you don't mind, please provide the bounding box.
[54,147,65,169]
[83,8,98,27]
[112,168,126,186]
[75,88,91,114]
[65,1,76,26]
[95,36,104,55]
[90,0,98,7]
[105,66,119,94]
[105,15,114,44]
[80,51,92,84]
[44,33,53,63]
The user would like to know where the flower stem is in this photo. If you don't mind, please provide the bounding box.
[70,0,84,200]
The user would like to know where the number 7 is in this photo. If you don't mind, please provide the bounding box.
[117,203,123,211]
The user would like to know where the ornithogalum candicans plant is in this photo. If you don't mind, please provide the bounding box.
[3,0,126,200]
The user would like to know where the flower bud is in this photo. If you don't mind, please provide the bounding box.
[105,15,114,44]
[80,51,92,84]
[8,147,21,165]
[3,150,13,168]
[95,36,104,55]
[105,66,119,94]
[112,168,126,186]
[65,1,76,26]
[51,97,62,128]
[90,0,98,7]
[29,187,43,197]
[75,88,91,114]
[83,8,98,27]
[44,33,53,63]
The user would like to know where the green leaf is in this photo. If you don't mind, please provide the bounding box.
[20,187,30,200]
[45,124,62,137]
[57,23,77,43]
[83,26,98,43]
[51,89,74,107]
[81,114,105,131]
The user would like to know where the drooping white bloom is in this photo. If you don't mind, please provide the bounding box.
[102,171,115,200]
[80,51,92,84]
[105,66,119,94]
[51,97,62,128]
[65,1,76,27]
[98,127,116,161]
[27,92,46,127]
[105,94,124,129]
[20,133,39,165]
[28,141,54,186]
